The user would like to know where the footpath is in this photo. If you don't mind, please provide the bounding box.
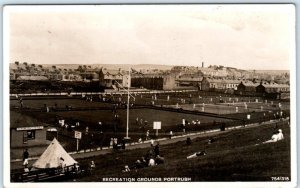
[10,118,288,170]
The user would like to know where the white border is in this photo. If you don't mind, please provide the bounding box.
[2,4,297,188]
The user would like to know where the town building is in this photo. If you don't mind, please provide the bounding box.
[10,111,49,148]
[256,81,290,99]
[99,68,130,88]
[201,77,239,92]
[236,80,260,95]
[131,71,175,90]
[175,73,203,88]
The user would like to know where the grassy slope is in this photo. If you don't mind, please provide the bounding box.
[76,121,290,182]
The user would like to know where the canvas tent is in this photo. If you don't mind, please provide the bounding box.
[32,138,77,169]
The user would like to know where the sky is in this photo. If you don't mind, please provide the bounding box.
[5,4,295,70]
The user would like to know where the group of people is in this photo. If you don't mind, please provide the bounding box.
[122,142,164,172]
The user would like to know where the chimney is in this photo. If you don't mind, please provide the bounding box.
[202,62,204,68]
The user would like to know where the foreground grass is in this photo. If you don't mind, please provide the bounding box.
[75,121,290,182]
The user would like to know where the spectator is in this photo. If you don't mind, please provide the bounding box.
[22,149,29,166]
[109,138,113,148]
[89,161,95,174]
[75,164,80,174]
[220,123,226,131]
[146,149,154,160]
[146,130,150,140]
[277,129,284,140]
[208,137,215,144]
[263,129,284,144]
[186,137,192,145]
[138,138,143,143]
[134,160,143,169]
[150,139,154,147]
[154,143,160,157]
[169,131,173,139]
[121,139,126,150]
[141,157,147,167]
[187,151,207,159]
[155,155,165,165]
[122,165,130,172]
[148,158,156,166]
[140,118,143,125]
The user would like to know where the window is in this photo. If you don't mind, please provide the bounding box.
[27,130,35,140]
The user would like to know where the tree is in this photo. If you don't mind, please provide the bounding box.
[23,62,28,66]
[15,61,19,66]
[77,65,84,73]
[52,65,56,69]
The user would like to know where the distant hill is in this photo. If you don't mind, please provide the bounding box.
[33,64,173,71]
[9,63,289,73]
[253,70,289,74]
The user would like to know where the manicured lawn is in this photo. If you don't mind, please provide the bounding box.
[10,98,112,109]
[16,108,235,151]
[171,102,289,114]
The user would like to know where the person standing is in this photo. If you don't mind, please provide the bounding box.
[23,149,29,166]
[154,143,160,157]
[169,131,173,139]
[150,139,154,147]
[136,117,139,125]
[146,130,150,140]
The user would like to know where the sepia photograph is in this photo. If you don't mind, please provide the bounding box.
[3,4,296,187]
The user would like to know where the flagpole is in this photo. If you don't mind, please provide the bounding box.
[125,66,130,139]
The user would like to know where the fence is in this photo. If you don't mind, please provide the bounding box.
[11,163,90,182]
[10,89,199,98]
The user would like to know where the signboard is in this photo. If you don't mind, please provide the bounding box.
[74,131,82,139]
[153,122,161,130]
[17,126,44,131]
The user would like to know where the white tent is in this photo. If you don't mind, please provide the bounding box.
[32,138,77,169]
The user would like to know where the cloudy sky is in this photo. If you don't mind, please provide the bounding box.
[5,4,295,70]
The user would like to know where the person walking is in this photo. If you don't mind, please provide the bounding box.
[23,149,29,166]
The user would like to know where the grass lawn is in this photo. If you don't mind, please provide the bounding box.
[10,98,112,109]
[15,108,235,151]
[75,121,290,182]
[11,92,289,113]
[172,102,289,114]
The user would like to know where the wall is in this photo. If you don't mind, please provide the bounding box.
[11,129,47,148]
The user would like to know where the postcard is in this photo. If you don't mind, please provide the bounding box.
[3,4,296,188]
